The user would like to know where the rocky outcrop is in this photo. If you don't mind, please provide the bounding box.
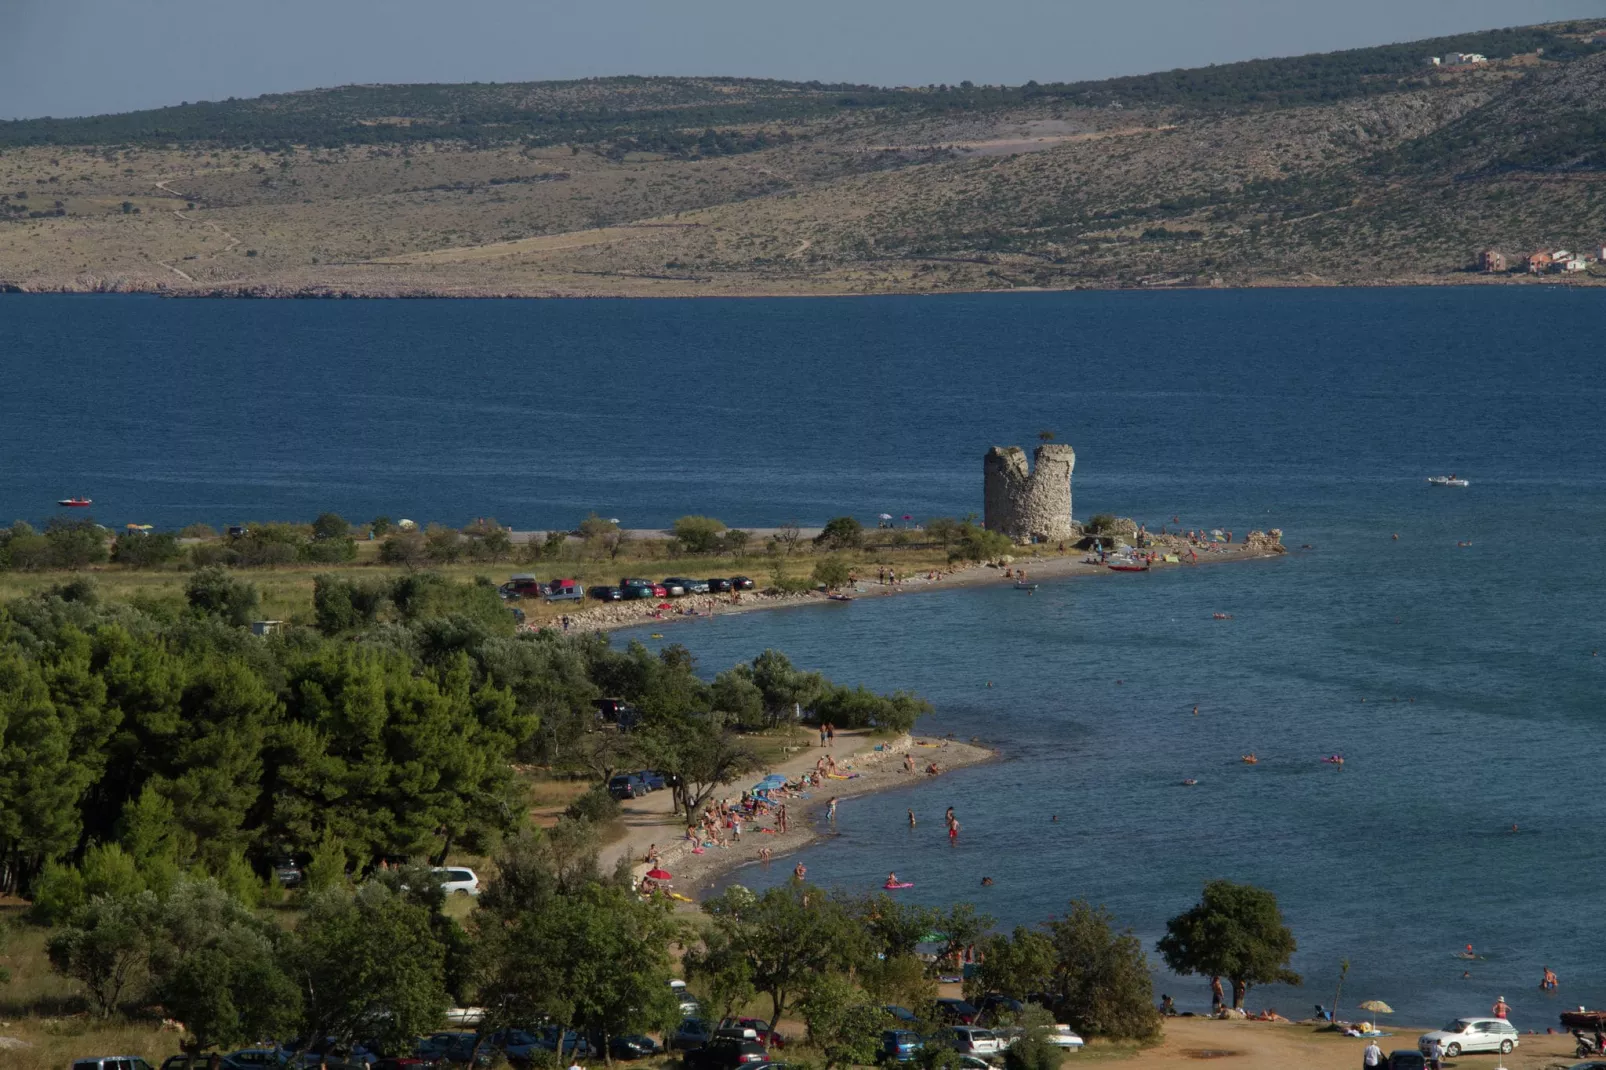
[983,444,1076,542]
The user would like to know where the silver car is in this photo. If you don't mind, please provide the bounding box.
[1418,1017,1519,1057]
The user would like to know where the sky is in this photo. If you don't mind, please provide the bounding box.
[1,0,1603,120]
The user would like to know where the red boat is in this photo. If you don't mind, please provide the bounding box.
[1107,562,1149,572]
[56,497,93,507]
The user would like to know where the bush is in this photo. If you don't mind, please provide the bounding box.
[812,557,852,589]
[178,523,217,539]
[1002,1006,1065,1070]
[1085,514,1118,535]
[311,512,351,541]
[301,537,357,563]
[564,785,622,824]
[379,530,427,567]
[112,531,182,567]
[719,529,751,555]
[813,685,930,733]
[185,566,260,626]
[950,523,1013,564]
[672,515,727,554]
[44,515,109,569]
[423,525,464,563]
[814,516,863,550]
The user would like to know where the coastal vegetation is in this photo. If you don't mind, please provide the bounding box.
[0,574,1270,1070]
[6,19,1606,295]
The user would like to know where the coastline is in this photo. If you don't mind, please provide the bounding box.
[600,730,997,901]
[568,536,1289,635]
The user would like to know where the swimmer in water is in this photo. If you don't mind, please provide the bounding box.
[1193,705,1199,716]
[793,862,807,881]
[981,876,994,886]
[887,872,898,885]
[1051,815,1058,822]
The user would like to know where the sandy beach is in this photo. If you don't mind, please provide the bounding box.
[563,534,1289,635]
[600,729,996,899]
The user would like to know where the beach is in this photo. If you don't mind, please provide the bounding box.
[600,729,996,899]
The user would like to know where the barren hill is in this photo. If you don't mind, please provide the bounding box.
[4,19,1606,297]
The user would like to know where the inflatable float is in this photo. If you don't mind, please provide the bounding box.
[883,881,914,890]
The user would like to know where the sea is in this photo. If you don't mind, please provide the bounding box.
[4,287,1605,1029]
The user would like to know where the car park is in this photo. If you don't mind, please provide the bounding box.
[414,1032,489,1066]
[1419,1018,1519,1057]
[934,999,980,1025]
[432,866,479,896]
[975,994,1025,1024]
[946,1027,1003,1056]
[877,1030,925,1063]
[685,579,711,594]
[882,1005,918,1024]
[706,578,734,592]
[682,1033,768,1070]
[588,585,624,602]
[719,1018,785,1048]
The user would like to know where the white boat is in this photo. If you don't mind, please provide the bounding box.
[1427,475,1470,487]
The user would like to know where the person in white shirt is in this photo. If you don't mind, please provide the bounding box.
[1426,1036,1443,1070]
[1363,1039,1383,1068]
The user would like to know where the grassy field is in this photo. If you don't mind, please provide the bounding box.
[0,538,966,627]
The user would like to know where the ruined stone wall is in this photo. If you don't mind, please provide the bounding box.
[983,444,1076,542]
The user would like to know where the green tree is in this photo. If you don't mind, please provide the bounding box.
[47,890,158,1017]
[950,523,1013,564]
[1157,881,1300,1010]
[45,516,110,569]
[798,972,884,1070]
[112,531,182,568]
[311,512,350,541]
[709,668,765,729]
[812,557,852,590]
[1000,1003,1065,1070]
[289,883,448,1052]
[184,567,260,626]
[311,574,390,634]
[637,715,760,817]
[814,516,863,550]
[1045,902,1159,1040]
[672,515,727,554]
[423,524,464,563]
[812,685,929,733]
[370,517,393,537]
[577,513,618,539]
[924,517,963,548]
[747,649,825,728]
[378,529,427,568]
[690,883,867,1044]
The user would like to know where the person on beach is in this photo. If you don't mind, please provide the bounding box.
[826,723,835,746]
[1492,996,1510,1019]
[1210,976,1224,1012]
[904,753,916,773]
[644,844,659,864]
[819,724,827,747]
[1425,1036,1443,1070]
[1363,1039,1382,1069]
[793,862,806,881]
[926,761,940,775]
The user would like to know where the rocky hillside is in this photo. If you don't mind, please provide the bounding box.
[3,19,1606,297]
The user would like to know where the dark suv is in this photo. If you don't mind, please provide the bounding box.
[705,578,733,592]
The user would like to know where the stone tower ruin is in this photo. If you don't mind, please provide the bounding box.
[983,444,1076,542]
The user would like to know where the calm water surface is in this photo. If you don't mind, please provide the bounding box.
[5,288,1605,1027]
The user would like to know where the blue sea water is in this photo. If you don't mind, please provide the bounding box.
[5,287,1606,1029]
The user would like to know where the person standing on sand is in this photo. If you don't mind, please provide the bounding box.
[1425,1036,1443,1070]
[827,723,835,747]
[904,753,916,773]
[819,724,827,747]
[1210,976,1224,1012]
[1363,1039,1382,1069]
[1492,996,1510,1019]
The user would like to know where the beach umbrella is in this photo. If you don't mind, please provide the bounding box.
[1358,1000,1393,1015]
[646,868,672,881]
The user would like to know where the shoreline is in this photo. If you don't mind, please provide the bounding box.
[569,536,1290,635]
[600,730,997,901]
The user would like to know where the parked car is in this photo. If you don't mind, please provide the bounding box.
[545,578,584,602]
[670,979,703,1016]
[531,1027,590,1058]
[273,860,305,887]
[975,994,1025,1024]
[1386,1053,1426,1070]
[719,1018,785,1048]
[682,1034,768,1070]
[670,1018,714,1051]
[588,585,624,602]
[706,578,734,592]
[659,578,691,597]
[414,1032,490,1066]
[877,1030,925,1063]
[1045,1026,1084,1050]
[483,1029,546,1061]
[432,866,480,896]
[606,1035,660,1061]
[934,999,980,1025]
[633,769,667,791]
[882,1005,919,1024]
[608,773,651,800]
[946,1027,1003,1056]
[506,574,543,596]
[619,583,657,601]
[685,579,711,594]
[75,1059,157,1070]
[619,576,654,588]
[649,583,669,598]
[730,575,756,590]
[1419,1018,1519,1057]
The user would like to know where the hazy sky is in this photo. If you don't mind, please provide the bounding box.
[2,0,1602,120]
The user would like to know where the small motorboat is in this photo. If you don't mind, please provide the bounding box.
[1013,581,1039,591]
[56,497,92,507]
[1427,475,1470,487]
[827,593,855,602]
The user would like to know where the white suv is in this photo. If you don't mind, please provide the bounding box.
[432,866,480,896]
[1419,1017,1519,1057]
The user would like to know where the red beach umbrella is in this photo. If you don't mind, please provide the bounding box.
[646,868,672,881]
